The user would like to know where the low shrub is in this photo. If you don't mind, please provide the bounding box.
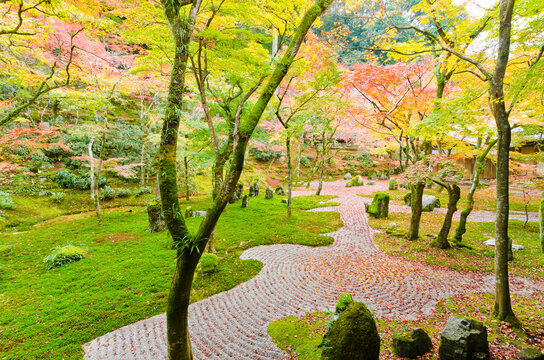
[55,170,106,190]
[13,186,40,197]
[199,253,218,274]
[100,186,116,201]
[43,245,86,270]
[299,155,312,167]
[51,192,65,203]
[134,186,152,196]
[250,147,281,162]
[0,192,15,210]
[116,188,132,198]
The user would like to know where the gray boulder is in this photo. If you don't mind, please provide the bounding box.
[422,195,440,212]
[379,173,389,181]
[265,187,274,199]
[519,348,544,360]
[392,328,433,359]
[344,173,353,180]
[438,317,489,360]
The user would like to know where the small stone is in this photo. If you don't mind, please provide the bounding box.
[265,187,274,199]
[275,186,285,195]
[518,348,544,360]
[422,195,440,212]
[392,328,433,359]
[367,181,375,185]
[249,179,259,197]
[344,173,353,180]
[379,173,388,181]
[281,198,288,204]
[192,211,206,217]
[242,195,249,208]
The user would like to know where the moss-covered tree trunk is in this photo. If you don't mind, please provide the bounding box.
[286,134,293,218]
[432,184,460,249]
[453,140,497,243]
[540,199,544,252]
[490,0,517,325]
[158,1,334,359]
[408,182,425,240]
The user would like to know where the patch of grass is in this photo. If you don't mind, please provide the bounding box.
[0,194,341,359]
[268,293,544,360]
[368,212,544,279]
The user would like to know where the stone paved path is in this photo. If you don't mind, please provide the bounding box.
[83,180,543,360]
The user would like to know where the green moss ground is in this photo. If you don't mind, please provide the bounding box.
[0,195,341,359]
[369,212,544,279]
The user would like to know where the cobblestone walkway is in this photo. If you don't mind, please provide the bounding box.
[83,180,543,360]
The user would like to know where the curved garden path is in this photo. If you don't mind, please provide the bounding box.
[83,180,543,360]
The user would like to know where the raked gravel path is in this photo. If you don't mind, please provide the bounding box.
[83,180,543,360]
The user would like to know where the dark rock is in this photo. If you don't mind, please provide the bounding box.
[366,192,390,219]
[147,202,166,232]
[229,183,243,204]
[438,317,489,360]
[392,328,433,359]
[241,195,249,208]
[275,186,285,195]
[265,187,274,199]
[321,302,380,360]
[518,348,544,360]
[281,198,288,204]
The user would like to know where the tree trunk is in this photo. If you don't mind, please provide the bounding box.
[286,135,292,218]
[454,139,497,243]
[490,0,517,325]
[140,128,148,186]
[89,138,96,200]
[184,155,190,201]
[432,184,460,249]
[408,182,425,240]
[159,1,334,358]
[95,132,106,226]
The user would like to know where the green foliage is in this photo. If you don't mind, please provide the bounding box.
[300,155,312,167]
[43,245,86,270]
[51,192,65,203]
[199,253,219,274]
[250,147,281,162]
[0,191,16,210]
[116,188,132,198]
[134,186,152,196]
[335,293,353,313]
[55,170,106,190]
[100,186,116,201]
[0,244,12,254]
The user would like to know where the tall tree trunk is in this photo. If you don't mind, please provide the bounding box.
[89,138,96,200]
[454,139,497,243]
[432,184,460,249]
[140,128,148,186]
[184,155,190,201]
[316,159,324,195]
[490,0,518,325]
[95,132,106,226]
[286,135,293,218]
[158,2,334,358]
[408,182,425,240]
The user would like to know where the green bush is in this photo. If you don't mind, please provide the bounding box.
[250,147,281,162]
[100,186,116,201]
[55,170,106,190]
[116,188,132,198]
[199,253,219,274]
[43,245,86,270]
[134,186,152,196]
[300,155,312,167]
[51,192,65,203]
[0,191,15,210]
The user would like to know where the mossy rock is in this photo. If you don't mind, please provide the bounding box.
[43,245,86,270]
[367,192,390,219]
[321,302,380,360]
[199,253,218,274]
[335,293,353,313]
[0,244,11,255]
[540,199,544,252]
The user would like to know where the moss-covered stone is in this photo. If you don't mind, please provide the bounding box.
[265,187,274,200]
[147,202,166,232]
[367,192,390,219]
[388,179,398,190]
[335,293,353,313]
[242,194,249,208]
[392,328,433,358]
[43,245,86,270]
[199,253,218,274]
[321,302,380,360]
[519,347,544,360]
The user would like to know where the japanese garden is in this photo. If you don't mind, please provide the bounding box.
[1,0,544,359]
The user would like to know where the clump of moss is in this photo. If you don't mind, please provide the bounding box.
[0,244,11,254]
[199,253,218,274]
[43,245,86,270]
[335,293,353,313]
